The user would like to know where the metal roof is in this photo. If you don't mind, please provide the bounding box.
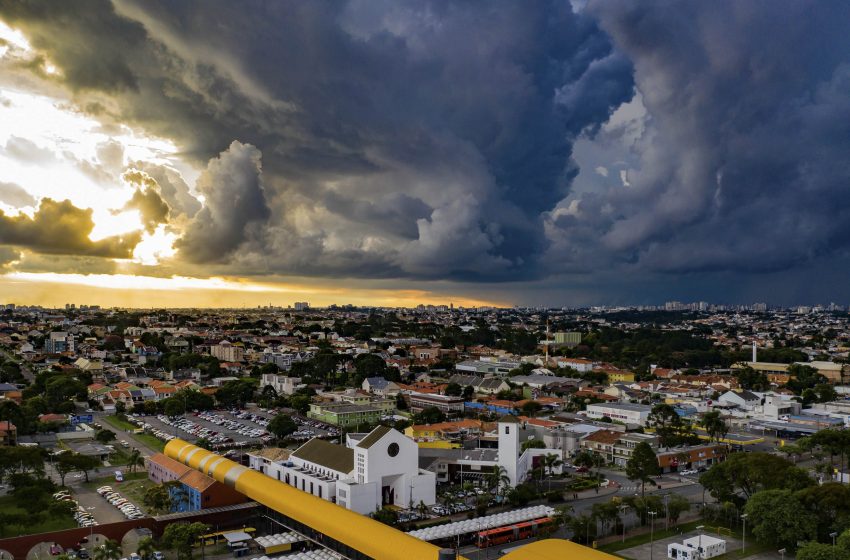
[291,438,354,473]
[356,425,392,450]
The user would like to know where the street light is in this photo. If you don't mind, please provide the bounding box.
[649,511,658,560]
[619,504,629,543]
[831,532,838,549]
[778,548,786,560]
[664,494,670,531]
[740,513,748,553]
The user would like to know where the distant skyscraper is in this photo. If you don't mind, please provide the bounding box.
[294,302,310,311]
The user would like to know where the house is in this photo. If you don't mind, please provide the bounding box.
[0,421,17,445]
[361,377,400,397]
[717,390,761,410]
[580,430,622,463]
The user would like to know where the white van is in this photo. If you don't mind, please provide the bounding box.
[114,470,124,482]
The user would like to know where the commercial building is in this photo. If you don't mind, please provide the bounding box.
[668,535,726,560]
[261,373,303,395]
[210,341,244,362]
[247,426,436,515]
[45,331,75,353]
[147,452,247,512]
[585,403,652,426]
[553,332,582,347]
[406,392,465,415]
[308,402,384,428]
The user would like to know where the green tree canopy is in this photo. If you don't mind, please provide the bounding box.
[625,442,660,496]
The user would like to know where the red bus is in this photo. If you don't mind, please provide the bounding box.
[476,517,554,548]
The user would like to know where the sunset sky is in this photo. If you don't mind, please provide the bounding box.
[1,1,850,308]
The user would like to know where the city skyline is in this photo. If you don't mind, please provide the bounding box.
[2,2,850,307]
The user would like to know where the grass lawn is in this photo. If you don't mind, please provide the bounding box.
[103,415,136,431]
[116,475,157,511]
[102,415,165,452]
[134,432,165,452]
[600,520,708,553]
[0,495,77,537]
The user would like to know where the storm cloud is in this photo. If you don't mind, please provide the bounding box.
[0,0,633,281]
[3,1,850,303]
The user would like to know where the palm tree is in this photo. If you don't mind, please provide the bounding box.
[127,449,144,474]
[416,500,429,518]
[542,454,563,477]
[94,540,121,560]
[486,465,511,497]
[136,537,155,560]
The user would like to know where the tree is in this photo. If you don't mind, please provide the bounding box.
[127,449,144,474]
[735,366,770,391]
[444,383,462,397]
[591,500,622,536]
[143,484,171,513]
[414,406,445,425]
[520,401,543,417]
[93,540,122,560]
[269,414,297,440]
[666,493,691,524]
[744,489,817,550]
[166,481,191,512]
[647,404,690,447]
[568,513,597,544]
[542,453,563,477]
[161,522,209,560]
[700,452,813,504]
[486,465,511,496]
[214,379,255,408]
[55,453,76,486]
[700,411,728,444]
[164,398,185,418]
[796,542,849,560]
[68,454,100,483]
[522,439,546,451]
[95,429,116,444]
[371,508,398,526]
[136,537,155,560]
[626,442,660,497]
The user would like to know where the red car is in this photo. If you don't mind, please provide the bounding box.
[575,466,589,473]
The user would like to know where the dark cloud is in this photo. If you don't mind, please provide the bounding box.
[0,181,36,208]
[0,198,141,258]
[551,1,850,281]
[0,0,633,281]
[176,141,270,263]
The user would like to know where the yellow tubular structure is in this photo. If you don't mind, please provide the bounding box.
[164,439,615,560]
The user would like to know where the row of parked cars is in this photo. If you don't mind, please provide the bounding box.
[198,411,272,442]
[54,490,98,529]
[96,485,145,520]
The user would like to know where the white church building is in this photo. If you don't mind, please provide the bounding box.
[247,425,436,515]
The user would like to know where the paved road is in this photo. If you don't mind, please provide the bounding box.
[0,347,34,383]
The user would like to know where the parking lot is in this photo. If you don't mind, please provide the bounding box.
[126,407,340,451]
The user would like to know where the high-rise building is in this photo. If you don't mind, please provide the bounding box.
[294,302,310,311]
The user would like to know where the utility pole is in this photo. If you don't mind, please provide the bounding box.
[619,504,628,543]
[741,514,748,553]
[648,511,657,560]
[664,494,669,531]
